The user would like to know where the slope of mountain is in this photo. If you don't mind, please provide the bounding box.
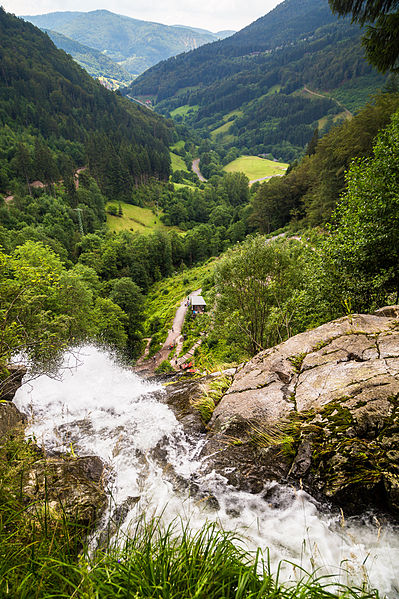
[127,0,386,161]
[22,10,230,75]
[0,8,171,199]
[44,29,134,89]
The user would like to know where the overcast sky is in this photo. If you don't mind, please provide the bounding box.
[4,0,283,32]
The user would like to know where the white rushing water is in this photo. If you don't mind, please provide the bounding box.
[14,346,399,596]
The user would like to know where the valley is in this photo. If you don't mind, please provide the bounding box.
[1,0,399,596]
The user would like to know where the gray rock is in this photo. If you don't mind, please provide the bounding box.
[201,308,399,516]
[23,455,107,527]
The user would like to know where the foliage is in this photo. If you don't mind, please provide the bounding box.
[143,262,215,357]
[302,109,399,321]
[213,236,307,356]
[0,432,85,598]
[24,10,225,76]
[155,359,174,374]
[0,242,93,383]
[44,29,133,89]
[0,8,171,201]
[250,92,399,230]
[328,0,399,72]
[192,375,232,423]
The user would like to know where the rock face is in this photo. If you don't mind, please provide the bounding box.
[202,308,399,515]
[23,456,107,527]
[0,378,106,529]
[0,365,27,401]
[0,401,26,438]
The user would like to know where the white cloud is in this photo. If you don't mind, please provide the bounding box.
[4,0,283,32]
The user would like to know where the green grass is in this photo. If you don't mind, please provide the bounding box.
[266,84,282,95]
[171,140,185,152]
[173,181,197,190]
[171,152,189,172]
[223,155,288,181]
[106,202,180,234]
[223,109,244,121]
[170,104,199,118]
[210,120,235,139]
[144,261,216,356]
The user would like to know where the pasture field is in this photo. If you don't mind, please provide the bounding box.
[210,120,234,139]
[223,155,288,181]
[170,104,199,118]
[171,140,185,152]
[171,152,189,172]
[106,202,179,234]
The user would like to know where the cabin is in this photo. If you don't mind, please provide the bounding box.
[190,296,206,315]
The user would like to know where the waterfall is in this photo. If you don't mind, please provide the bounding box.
[14,346,399,596]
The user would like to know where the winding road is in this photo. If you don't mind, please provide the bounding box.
[192,159,207,182]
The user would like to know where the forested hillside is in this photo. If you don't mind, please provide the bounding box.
[0,8,171,199]
[127,0,386,161]
[43,29,134,89]
[23,10,233,76]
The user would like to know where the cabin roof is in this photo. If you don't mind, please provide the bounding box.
[190,296,206,306]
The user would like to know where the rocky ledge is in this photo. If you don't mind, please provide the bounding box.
[200,307,399,516]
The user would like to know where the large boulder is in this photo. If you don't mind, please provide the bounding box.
[201,308,399,515]
[23,455,107,528]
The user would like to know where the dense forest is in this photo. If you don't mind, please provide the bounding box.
[127,0,386,161]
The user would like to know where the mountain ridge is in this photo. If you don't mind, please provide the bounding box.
[22,10,234,76]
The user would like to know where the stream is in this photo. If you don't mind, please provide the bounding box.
[13,346,399,596]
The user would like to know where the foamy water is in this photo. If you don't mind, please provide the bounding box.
[13,346,399,595]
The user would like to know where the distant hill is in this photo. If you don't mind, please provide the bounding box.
[127,0,386,162]
[43,29,134,89]
[23,10,232,75]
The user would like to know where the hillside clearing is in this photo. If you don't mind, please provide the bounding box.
[106,202,180,234]
[171,152,189,172]
[223,155,288,181]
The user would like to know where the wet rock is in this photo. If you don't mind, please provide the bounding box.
[202,308,399,516]
[0,365,27,401]
[23,455,107,527]
[154,377,209,434]
[0,401,26,440]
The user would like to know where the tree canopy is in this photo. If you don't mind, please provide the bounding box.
[329,0,399,72]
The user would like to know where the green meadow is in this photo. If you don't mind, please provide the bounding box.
[223,155,288,181]
[106,202,178,234]
[171,151,189,172]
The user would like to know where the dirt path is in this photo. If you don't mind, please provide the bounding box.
[192,159,207,182]
[134,289,202,375]
[303,86,352,118]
